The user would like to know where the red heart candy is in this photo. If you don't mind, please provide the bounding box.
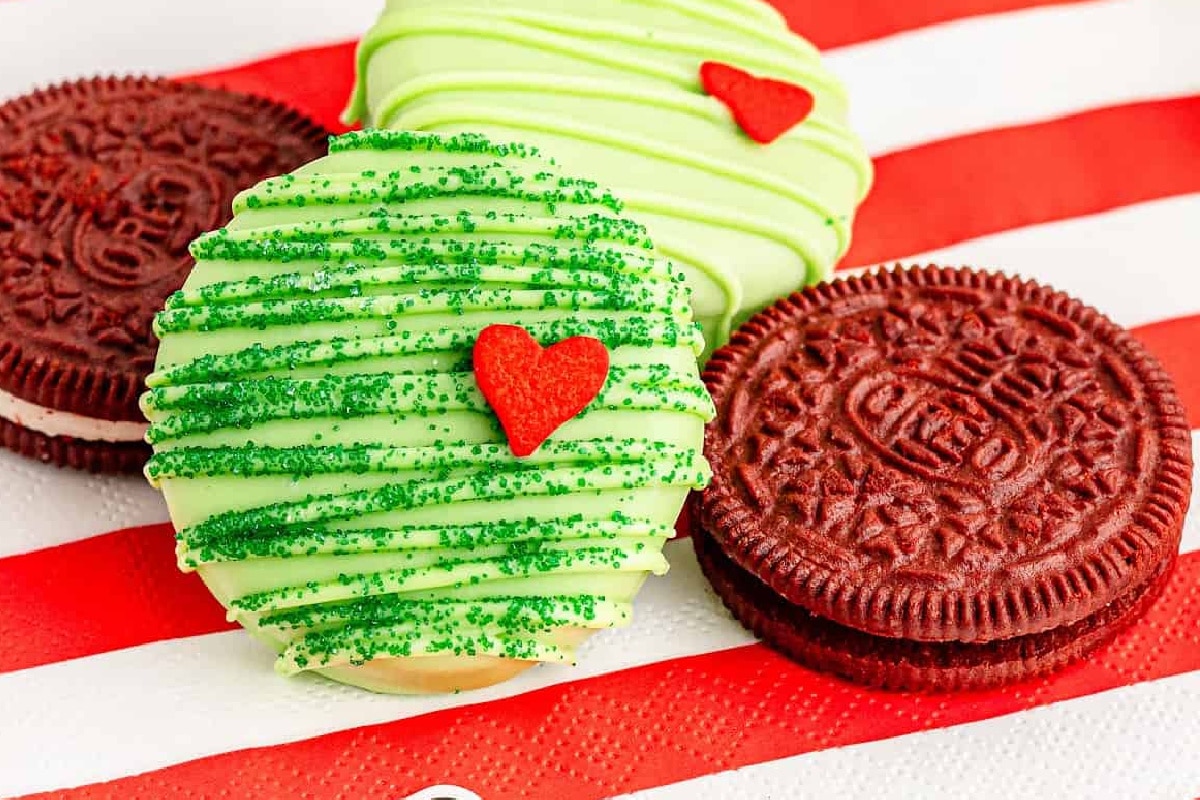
[473,325,610,457]
[700,61,815,144]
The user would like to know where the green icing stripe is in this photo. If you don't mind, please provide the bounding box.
[188,235,666,279]
[190,212,653,260]
[180,513,667,566]
[146,317,704,387]
[272,594,629,673]
[182,458,708,545]
[278,625,570,674]
[372,71,861,167]
[147,438,696,481]
[165,262,673,310]
[152,284,687,336]
[231,542,668,612]
[146,363,698,412]
[144,372,712,443]
[233,162,623,216]
[393,105,856,257]
[214,536,666,582]
[632,0,808,51]
[257,594,629,634]
[329,129,546,158]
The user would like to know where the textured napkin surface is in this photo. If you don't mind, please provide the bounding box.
[0,1,1198,798]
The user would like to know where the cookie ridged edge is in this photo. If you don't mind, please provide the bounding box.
[698,264,1192,644]
[693,524,1175,691]
[0,414,149,473]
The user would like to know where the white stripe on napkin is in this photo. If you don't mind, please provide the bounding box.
[827,0,1200,155]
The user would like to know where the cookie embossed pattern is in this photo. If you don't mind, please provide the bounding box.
[0,76,329,472]
[694,265,1192,689]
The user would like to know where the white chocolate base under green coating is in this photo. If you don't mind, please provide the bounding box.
[142,130,713,693]
[346,0,873,359]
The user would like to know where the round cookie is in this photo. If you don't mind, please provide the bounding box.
[693,525,1175,690]
[694,265,1192,689]
[346,0,873,358]
[142,130,714,693]
[0,76,329,472]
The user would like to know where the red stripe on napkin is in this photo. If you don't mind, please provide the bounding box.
[21,549,1200,800]
[1136,315,1200,429]
[179,42,358,135]
[842,96,1200,268]
[3,312,1198,673]
[0,524,229,674]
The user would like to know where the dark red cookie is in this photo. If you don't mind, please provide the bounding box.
[0,76,329,472]
[693,265,1191,688]
[693,523,1175,691]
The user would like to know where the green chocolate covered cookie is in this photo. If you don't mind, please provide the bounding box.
[346,0,873,358]
[142,130,713,693]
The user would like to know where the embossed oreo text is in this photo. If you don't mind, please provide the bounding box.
[0,78,326,367]
[723,282,1146,586]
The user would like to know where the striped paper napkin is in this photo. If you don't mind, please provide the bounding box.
[0,0,1197,797]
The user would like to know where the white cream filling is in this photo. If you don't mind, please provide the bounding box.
[0,387,148,443]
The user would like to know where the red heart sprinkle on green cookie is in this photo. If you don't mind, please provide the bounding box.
[473,325,610,457]
[700,61,815,144]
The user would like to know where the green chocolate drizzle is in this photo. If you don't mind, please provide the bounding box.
[143,130,712,688]
[344,1,874,358]
[273,595,630,673]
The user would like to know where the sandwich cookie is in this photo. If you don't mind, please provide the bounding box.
[0,76,328,471]
[693,265,1192,689]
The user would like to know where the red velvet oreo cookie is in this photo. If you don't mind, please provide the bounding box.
[0,76,328,472]
[694,265,1192,690]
